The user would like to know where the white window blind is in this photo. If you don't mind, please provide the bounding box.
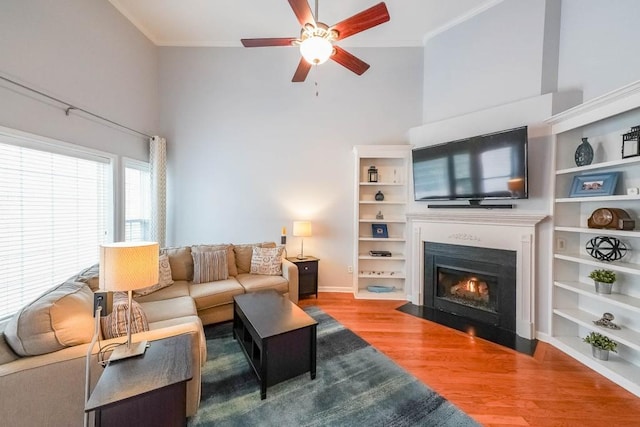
[0,140,110,319]
[124,160,151,242]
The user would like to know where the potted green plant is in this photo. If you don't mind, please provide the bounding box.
[588,269,616,294]
[583,331,618,361]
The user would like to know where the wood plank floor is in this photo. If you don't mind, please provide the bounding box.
[298,293,640,427]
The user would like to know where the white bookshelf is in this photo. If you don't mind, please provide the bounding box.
[353,145,410,300]
[546,79,640,397]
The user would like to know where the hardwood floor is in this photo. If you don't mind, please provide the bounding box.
[298,293,640,427]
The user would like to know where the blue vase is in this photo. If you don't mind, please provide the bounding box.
[575,137,594,166]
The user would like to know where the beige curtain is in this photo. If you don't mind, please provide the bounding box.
[150,136,167,247]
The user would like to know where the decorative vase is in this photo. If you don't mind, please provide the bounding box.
[574,137,594,166]
[591,346,610,361]
[375,191,384,201]
[594,281,613,294]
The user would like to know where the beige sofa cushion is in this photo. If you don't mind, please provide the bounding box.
[192,244,237,277]
[236,273,289,294]
[140,296,197,324]
[0,320,19,364]
[234,242,276,274]
[189,279,244,311]
[162,246,193,281]
[73,263,100,291]
[134,281,190,303]
[4,281,94,356]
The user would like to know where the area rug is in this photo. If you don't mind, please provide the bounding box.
[189,306,479,426]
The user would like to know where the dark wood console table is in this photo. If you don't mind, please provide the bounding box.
[85,334,192,427]
[233,290,317,399]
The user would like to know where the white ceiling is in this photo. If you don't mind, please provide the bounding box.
[108,0,501,47]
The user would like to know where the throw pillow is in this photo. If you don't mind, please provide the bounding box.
[250,246,284,276]
[134,254,174,296]
[4,280,94,356]
[101,293,149,339]
[192,249,229,284]
[234,242,276,274]
[191,244,237,277]
[160,246,193,281]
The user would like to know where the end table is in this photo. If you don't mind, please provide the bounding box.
[287,256,319,298]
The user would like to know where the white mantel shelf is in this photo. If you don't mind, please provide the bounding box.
[407,211,548,227]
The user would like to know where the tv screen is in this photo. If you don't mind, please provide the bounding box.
[412,126,528,202]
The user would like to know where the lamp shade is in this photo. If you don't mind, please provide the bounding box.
[300,37,333,65]
[293,221,312,237]
[99,242,159,292]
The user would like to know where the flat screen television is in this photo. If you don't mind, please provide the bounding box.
[412,126,528,206]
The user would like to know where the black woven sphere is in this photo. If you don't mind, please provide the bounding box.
[586,236,628,262]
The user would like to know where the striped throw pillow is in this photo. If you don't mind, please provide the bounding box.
[192,249,229,284]
[101,293,149,339]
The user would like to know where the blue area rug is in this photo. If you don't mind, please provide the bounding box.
[189,306,479,426]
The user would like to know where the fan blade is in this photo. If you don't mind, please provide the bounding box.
[331,46,370,75]
[292,58,312,82]
[331,2,390,41]
[288,0,316,27]
[241,38,297,47]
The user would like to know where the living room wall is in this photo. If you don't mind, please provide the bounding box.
[0,0,157,161]
[418,0,640,337]
[158,46,423,290]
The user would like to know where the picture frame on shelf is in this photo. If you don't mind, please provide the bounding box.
[371,223,388,238]
[569,172,620,197]
[622,125,639,159]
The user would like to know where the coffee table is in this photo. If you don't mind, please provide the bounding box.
[233,290,317,399]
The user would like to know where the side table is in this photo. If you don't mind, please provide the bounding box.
[85,334,192,427]
[287,256,319,298]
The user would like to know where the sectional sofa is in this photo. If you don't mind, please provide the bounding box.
[0,242,298,426]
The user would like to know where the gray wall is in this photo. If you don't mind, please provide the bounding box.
[419,0,640,337]
[159,46,423,289]
[0,0,157,160]
[557,0,640,100]
[422,0,549,123]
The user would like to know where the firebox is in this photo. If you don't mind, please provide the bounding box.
[424,241,516,333]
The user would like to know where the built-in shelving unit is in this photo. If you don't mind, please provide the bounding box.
[353,145,410,300]
[546,80,640,397]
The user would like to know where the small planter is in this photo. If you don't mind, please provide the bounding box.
[595,281,613,294]
[591,346,610,361]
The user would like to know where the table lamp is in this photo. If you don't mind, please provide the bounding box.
[293,221,312,260]
[99,241,159,361]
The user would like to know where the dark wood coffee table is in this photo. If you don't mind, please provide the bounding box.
[233,290,317,399]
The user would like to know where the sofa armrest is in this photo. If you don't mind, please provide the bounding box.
[0,319,204,425]
[282,258,299,304]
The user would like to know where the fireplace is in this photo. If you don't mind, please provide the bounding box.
[424,241,517,333]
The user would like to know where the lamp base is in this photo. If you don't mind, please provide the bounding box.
[109,340,148,362]
[296,255,308,260]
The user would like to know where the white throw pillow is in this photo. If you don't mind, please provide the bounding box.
[250,246,284,276]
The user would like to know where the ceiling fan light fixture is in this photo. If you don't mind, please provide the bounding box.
[300,36,333,65]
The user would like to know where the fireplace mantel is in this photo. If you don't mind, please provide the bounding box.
[407,212,547,340]
[407,211,548,227]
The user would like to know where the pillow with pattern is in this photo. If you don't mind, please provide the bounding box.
[250,246,284,276]
[134,253,174,296]
[101,293,149,339]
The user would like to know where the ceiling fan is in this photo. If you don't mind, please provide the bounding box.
[241,0,390,82]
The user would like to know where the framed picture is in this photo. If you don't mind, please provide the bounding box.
[569,172,620,197]
[622,126,639,159]
[371,223,388,238]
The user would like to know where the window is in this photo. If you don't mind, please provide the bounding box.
[0,131,112,319]
[124,159,151,242]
